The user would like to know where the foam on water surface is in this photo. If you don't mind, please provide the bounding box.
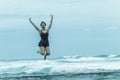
[0,55,120,79]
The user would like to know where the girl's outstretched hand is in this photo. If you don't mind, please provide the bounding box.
[29,17,32,21]
[50,14,53,17]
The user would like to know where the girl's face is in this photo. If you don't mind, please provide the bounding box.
[41,23,46,29]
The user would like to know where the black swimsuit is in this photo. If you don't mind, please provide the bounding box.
[38,30,49,47]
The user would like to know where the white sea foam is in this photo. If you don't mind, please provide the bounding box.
[108,54,118,58]
[0,55,120,75]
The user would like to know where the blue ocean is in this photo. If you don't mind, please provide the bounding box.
[0,55,120,80]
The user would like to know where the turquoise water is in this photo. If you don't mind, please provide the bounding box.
[1,73,120,80]
[0,55,120,80]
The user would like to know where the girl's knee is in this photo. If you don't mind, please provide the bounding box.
[46,47,50,54]
[46,53,50,56]
[40,52,45,55]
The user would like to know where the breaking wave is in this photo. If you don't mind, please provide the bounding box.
[0,54,120,78]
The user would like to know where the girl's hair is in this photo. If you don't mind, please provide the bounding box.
[40,21,46,26]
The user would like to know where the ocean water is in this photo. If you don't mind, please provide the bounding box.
[0,55,120,80]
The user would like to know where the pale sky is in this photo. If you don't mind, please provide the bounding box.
[0,0,120,60]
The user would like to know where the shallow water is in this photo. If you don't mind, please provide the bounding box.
[0,55,120,80]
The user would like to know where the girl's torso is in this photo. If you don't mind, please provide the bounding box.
[39,29,49,40]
